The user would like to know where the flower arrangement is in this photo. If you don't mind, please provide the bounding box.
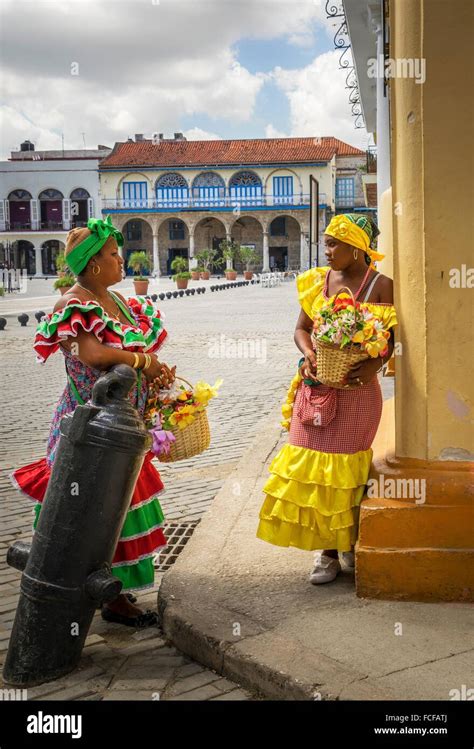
[312,296,390,358]
[145,377,223,456]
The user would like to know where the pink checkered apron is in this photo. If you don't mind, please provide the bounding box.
[289,377,383,454]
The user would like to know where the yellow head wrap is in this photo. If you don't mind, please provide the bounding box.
[324,214,385,271]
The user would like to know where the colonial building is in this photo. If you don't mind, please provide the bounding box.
[0,141,111,275]
[99,134,371,275]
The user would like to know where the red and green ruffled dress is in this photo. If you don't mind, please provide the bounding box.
[11,292,168,592]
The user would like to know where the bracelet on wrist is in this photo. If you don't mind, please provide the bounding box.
[132,353,140,369]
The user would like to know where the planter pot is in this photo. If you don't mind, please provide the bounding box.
[200,271,210,280]
[58,286,73,295]
[225,271,237,281]
[191,271,200,281]
[176,278,189,290]
[244,271,254,280]
[133,279,149,295]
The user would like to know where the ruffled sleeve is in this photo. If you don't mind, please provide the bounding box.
[126,296,167,353]
[33,296,167,364]
[296,267,328,318]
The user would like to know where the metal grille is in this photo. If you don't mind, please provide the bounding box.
[153,520,201,572]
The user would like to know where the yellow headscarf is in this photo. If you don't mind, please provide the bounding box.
[324,214,385,271]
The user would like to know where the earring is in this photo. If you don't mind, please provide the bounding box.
[353,249,359,260]
[92,265,100,276]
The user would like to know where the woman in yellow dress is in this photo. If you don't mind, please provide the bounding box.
[256,214,398,584]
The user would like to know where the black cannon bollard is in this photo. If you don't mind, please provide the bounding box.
[0,317,6,331]
[3,364,151,687]
[35,311,46,323]
[18,313,29,327]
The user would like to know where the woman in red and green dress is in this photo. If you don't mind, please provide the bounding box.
[11,217,176,627]
[257,214,398,584]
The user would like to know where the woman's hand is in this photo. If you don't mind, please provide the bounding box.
[299,349,319,382]
[154,362,176,389]
[345,357,382,386]
[143,354,176,387]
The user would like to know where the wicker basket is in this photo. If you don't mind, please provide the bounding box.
[311,286,369,389]
[157,377,211,463]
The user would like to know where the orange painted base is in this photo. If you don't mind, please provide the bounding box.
[356,399,474,602]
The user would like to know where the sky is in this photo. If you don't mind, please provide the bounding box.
[0,0,372,159]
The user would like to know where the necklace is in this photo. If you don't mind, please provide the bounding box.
[325,266,372,301]
[74,282,123,322]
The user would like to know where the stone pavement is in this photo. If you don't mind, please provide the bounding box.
[0,276,397,700]
[158,408,474,701]
[0,277,305,700]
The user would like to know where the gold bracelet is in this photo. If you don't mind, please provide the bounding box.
[132,353,140,369]
[143,353,152,370]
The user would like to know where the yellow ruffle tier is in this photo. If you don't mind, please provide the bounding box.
[256,443,373,552]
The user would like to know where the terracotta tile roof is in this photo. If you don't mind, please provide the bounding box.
[100,136,365,169]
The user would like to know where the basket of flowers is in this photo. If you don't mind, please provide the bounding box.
[144,376,222,462]
[311,286,391,389]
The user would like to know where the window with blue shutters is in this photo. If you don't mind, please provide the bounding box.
[229,171,263,206]
[122,181,148,208]
[126,220,142,241]
[272,176,293,205]
[335,177,355,207]
[192,172,226,207]
[169,220,185,240]
[156,173,189,208]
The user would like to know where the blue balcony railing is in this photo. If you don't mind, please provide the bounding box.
[102,193,328,211]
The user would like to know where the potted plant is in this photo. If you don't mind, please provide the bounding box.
[55,252,68,278]
[54,273,76,295]
[195,248,220,280]
[191,265,202,281]
[239,246,259,280]
[170,256,191,290]
[219,239,240,281]
[128,251,151,295]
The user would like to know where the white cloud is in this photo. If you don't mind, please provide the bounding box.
[0,0,327,158]
[184,127,222,141]
[264,123,289,139]
[270,50,370,149]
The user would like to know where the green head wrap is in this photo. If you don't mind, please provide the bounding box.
[66,216,124,275]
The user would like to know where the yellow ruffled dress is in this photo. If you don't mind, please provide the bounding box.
[256,266,397,552]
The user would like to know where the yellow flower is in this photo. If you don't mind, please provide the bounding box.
[177,392,189,401]
[365,337,387,357]
[169,404,197,430]
[193,378,223,406]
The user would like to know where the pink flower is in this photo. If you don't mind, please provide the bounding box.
[150,426,176,456]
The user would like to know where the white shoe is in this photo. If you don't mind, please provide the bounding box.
[309,552,341,585]
[340,551,355,569]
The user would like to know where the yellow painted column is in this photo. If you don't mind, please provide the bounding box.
[356,0,474,602]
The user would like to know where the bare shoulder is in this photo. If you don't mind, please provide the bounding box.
[53,289,80,313]
[375,273,394,304]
